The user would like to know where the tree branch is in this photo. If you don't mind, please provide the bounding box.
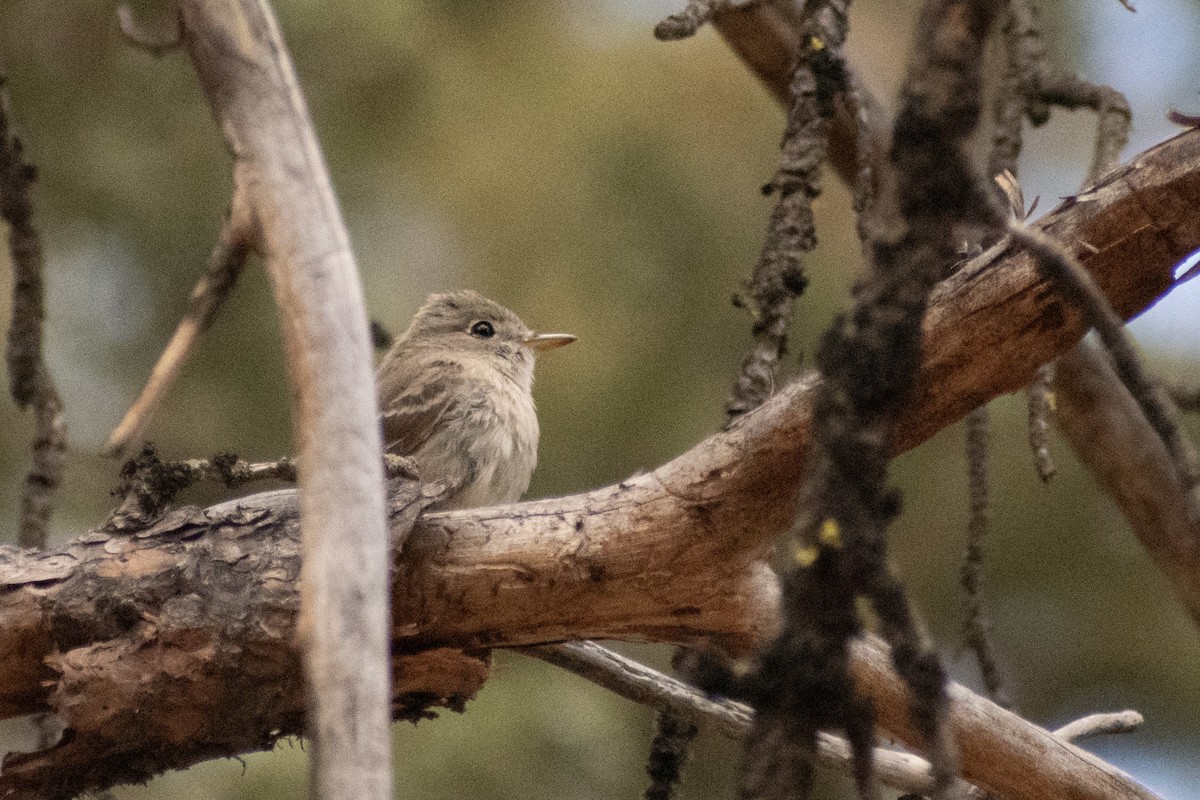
[1054,341,1200,624]
[710,1,888,195]
[525,640,979,798]
[1,71,67,550]
[104,198,253,457]
[175,3,392,799]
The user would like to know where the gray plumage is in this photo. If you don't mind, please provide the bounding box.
[377,290,572,509]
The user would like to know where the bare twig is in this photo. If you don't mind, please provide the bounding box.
[724,7,838,421]
[104,199,253,457]
[960,408,1008,706]
[529,642,1145,797]
[19,377,66,547]
[1,76,42,411]
[177,3,393,800]
[1168,108,1200,129]
[525,641,980,798]
[1053,710,1143,743]
[1168,383,1200,412]
[1039,76,1130,186]
[1028,364,1057,481]
[990,4,1063,485]
[1,70,67,549]
[119,451,416,496]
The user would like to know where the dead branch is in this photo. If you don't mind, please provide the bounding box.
[116,4,183,58]
[104,198,253,457]
[525,640,980,798]
[709,2,888,195]
[175,3,393,799]
[0,71,67,550]
[1054,342,1200,624]
[1053,710,1144,743]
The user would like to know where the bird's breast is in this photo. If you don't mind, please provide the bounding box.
[449,380,539,509]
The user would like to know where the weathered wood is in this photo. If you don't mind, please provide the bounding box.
[176,3,395,800]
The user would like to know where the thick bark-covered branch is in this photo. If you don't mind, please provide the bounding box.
[1,128,1195,799]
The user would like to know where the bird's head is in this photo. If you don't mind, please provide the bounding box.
[398,289,575,381]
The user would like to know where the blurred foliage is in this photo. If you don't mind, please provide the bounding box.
[1,0,1198,798]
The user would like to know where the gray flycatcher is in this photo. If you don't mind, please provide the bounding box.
[376,290,574,509]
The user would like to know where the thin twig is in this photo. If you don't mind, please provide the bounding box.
[654,0,730,41]
[1028,364,1057,481]
[109,448,418,528]
[988,3,1061,484]
[960,408,1009,706]
[1039,75,1130,187]
[724,26,830,422]
[1053,711,1143,743]
[524,641,980,798]
[104,200,253,457]
[1,75,43,410]
[1167,108,1200,128]
[175,452,416,486]
[20,375,66,547]
[1,69,67,549]
[1167,383,1200,412]
[527,642,1145,797]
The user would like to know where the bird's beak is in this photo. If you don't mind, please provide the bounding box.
[525,332,576,352]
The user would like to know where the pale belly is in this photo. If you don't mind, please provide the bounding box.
[437,389,539,509]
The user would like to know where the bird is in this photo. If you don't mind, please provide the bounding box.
[376,290,575,509]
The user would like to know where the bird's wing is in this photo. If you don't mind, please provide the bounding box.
[377,354,465,458]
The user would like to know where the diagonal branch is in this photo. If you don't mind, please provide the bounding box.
[1054,341,1200,623]
[525,640,981,798]
[103,196,254,457]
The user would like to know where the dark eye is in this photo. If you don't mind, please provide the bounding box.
[469,320,495,338]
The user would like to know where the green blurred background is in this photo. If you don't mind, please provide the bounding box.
[1,0,1199,797]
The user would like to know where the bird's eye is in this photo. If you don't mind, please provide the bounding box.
[469,320,495,338]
